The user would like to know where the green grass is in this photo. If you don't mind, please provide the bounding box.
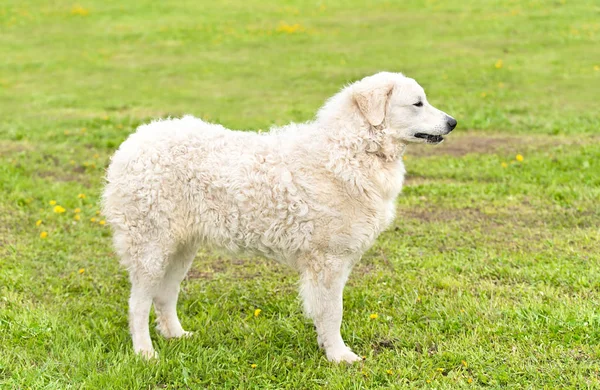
[1,0,600,388]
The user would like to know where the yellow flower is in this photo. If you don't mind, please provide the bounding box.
[426,379,432,383]
[71,5,89,16]
[74,208,81,213]
[93,153,99,159]
[90,217,96,222]
[74,214,81,221]
[501,162,508,168]
[69,160,76,165]
[78,193,86,199]
[36,219,42,227]
[96,210,101,215]
[78,268,85,274]
[49,200,57,205]
[53,205,66,213]
[462,360,468,367]
[468,378,473,384]
[369,313,378,319]
[437,368,444,372]
[276,21,305,34]
[250,363,257,368]
[386,369,393,375]
[103,115,109,120]
[595,65,600,71]
[99,220,106,225]
[40,231,48,239]
[480,92,487,98]
[495,59,503,69]
[254,309,261,317]
[516,154,524,162]
[402,155,407,161]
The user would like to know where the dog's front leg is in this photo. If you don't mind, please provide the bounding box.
[299,259,361,363]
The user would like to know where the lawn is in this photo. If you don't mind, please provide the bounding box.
[1,0,600,388]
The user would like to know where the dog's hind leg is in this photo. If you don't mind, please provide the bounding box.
[153,244,198,339]
[300,257,361,363]
[128,268,159,359]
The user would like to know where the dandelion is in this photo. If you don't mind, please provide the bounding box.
[516,154,524,162]
[96,210,101,215]
[99,220,106,225]
[468,378,473,384]
[495,59,503,69]
[78,193,86,199]
[40,231,48,239]
[426,379,432,383]
[403,155,407,161]
[594,65,599,71]
[69,160,76,165]
[74,214,81,221]
[103,115,109,120]
[71,5,89,16]
[254,309,261,317]
[250,363,257,368]
[90,217,96,222]
[386,369,393,375]
[74,208,81,213]
[49,200,57,205]
[36,219,42,227]
[501,162,508,168]
[276,21,305,34]
[437,368,444,373]
[53,205,66,213]
[79,268,85,274]
[462,360,468,367]
[369,313,378,319]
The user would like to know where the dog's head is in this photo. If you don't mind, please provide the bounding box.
[352,72,456,144]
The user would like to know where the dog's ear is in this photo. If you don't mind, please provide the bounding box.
[353,79,394,126]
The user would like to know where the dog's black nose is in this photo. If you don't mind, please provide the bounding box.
[446,117,457,131]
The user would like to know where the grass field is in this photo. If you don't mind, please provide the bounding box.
[1,0,600,388]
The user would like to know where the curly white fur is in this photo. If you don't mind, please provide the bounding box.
[102,71,456,363]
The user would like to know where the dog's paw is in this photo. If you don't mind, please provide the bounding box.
[156,323,192,339]
[326,347,362,364]
[136,348,158,360]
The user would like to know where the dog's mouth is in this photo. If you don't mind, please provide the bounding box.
[414,133,444,144]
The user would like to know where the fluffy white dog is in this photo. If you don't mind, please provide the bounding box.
[102,72,456,363]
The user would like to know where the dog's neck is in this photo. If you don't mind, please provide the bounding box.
[314,111,406,200]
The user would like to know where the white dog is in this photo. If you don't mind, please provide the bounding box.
[102,72,456,363]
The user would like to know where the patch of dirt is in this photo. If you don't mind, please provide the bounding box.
[373,339,399,353]
[406,132,579,158]
[398,207,490,224]
[0,141,34,157]
[36,170,90,185]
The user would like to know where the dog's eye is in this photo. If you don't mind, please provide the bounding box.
[413,101,423,107]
